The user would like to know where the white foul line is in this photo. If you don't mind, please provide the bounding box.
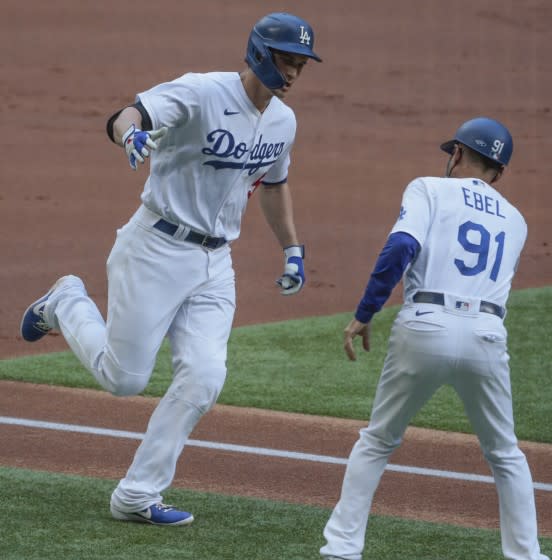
[1,416,551,492]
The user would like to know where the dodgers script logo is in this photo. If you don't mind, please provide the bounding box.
[202,129,285,175]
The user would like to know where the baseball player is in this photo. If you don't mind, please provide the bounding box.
[20,12,321,526]
[320,118,549,560]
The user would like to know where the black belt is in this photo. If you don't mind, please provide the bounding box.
[413,291,505,319]
[153,219,227,250]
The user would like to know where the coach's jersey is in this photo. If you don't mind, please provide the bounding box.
[137,72,296,241]
[391,176,527,307]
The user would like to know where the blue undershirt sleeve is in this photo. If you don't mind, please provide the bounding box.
[354,232,420,323]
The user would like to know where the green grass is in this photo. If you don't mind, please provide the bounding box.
[2,467,549,560]
[2,286,551,441]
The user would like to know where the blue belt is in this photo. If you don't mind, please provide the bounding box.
[413,291,505,319]
[153,219,227,250]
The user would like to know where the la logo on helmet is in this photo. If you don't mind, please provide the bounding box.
[299,26,311,45]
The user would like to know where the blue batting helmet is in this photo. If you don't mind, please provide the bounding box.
[440,117,513,166]
[245,13,322,90]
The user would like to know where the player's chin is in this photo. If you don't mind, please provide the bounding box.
[271,84,291,99]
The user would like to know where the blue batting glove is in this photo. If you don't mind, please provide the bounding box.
[122,124,168,170]
[276,245,305,296]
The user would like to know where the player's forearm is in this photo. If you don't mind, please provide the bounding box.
[112,107,144,146]
[259,182,299,248]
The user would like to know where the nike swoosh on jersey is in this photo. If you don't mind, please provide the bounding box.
[224,108,240,115]
[415,310,434,316]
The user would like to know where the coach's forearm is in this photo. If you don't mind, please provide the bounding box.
[259,182,299,248]
[355,232,420,323]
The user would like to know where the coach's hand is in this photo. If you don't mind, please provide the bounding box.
[277,245,305,296]
[343,318,371,361]
[122,124,168,170]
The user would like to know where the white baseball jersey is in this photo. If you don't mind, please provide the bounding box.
[391,177,527,307]
[137,72,296,241]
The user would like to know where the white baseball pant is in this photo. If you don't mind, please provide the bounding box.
[51,205,236,510]
[321,303,548,560]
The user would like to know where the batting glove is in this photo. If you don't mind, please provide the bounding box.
[276,245,305,296]
[122,124,168,170]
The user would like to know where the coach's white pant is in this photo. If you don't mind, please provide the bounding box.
[321,304,548,560]
[51,205,236,510]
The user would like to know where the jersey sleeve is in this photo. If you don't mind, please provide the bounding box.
[390,178,433,246]
[136,73,202,130]
[261,142,293,184]
[262,107,296,185]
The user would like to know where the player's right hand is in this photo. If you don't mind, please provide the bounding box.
[276,245,305,296]
[122,124,168,170]
[343,318,371,361]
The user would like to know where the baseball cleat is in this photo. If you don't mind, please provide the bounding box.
[20,275,83,342]
[110,502,194,526]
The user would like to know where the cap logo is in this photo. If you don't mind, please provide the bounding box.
[299,25,311,45]
[474,139,487,147]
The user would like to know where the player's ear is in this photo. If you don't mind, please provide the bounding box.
[445,144,462,177]
[454,144,463,162]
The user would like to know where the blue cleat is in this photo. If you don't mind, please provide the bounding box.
[20,275,84,342]
[110,503,194,526]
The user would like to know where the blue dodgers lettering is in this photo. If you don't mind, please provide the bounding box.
[202,129,248,159]
[202,129,284,175]
[250,134,284,162]
[461,187,506,218]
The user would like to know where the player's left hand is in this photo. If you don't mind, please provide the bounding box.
[343,318,371,361]
[276,245,305,296]
[122,124,168,170]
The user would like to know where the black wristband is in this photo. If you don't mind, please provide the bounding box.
[105,101,153,143]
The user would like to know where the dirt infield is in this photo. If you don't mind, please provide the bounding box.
[1,0,551,542]
[1,381,551,536]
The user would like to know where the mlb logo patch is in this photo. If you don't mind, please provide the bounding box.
[455,300,471,312]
